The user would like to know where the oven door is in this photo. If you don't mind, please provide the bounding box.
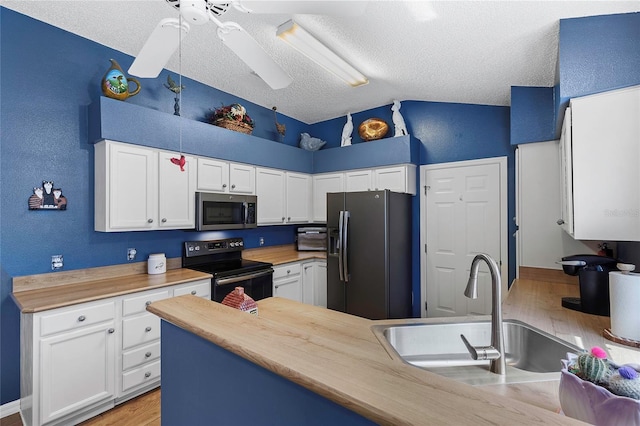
[213,269,274,303]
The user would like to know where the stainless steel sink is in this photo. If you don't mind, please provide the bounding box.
[372,319,585,385]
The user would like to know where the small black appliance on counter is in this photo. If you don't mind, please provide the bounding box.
[558,254,618,316]
[296,227,327,251]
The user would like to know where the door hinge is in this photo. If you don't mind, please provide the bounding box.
[424,185,430,195]
[424,244,427,254]
[424,301,428,312]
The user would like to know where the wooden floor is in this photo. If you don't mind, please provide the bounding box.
[0,389,160,426]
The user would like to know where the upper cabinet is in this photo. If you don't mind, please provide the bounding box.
[197,158,255,195]
[95,140,196,232]
[560,85,640,241]
[256,168,311,225]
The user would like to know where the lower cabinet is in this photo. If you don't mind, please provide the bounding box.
[20,279,210,426]
[274,260,327,307]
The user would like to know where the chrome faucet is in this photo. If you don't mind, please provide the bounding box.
[460,253,506,375]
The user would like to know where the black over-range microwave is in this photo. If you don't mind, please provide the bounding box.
[195,192,257,231]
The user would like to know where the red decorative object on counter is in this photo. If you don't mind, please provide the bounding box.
[221,287,258,315]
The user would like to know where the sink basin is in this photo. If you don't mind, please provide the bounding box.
[372,319,585,385]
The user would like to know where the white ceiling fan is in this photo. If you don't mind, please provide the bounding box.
[128,0,367,90]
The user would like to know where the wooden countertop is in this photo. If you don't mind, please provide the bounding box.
[147,278,614,425]
[12,268,212,313]
[242,244,325,265]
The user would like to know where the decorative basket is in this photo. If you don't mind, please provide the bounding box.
[214,119,253,135]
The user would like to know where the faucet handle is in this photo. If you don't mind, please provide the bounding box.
[460,334,502,361]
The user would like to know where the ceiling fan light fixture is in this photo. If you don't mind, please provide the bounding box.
[276,20,368,87]
[180,0,209,25]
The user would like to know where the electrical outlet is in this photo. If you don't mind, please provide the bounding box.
[51,255,63,271]
[127,248,137,261]
[259,237,264,246]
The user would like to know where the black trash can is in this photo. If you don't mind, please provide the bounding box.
[558,254,617,316]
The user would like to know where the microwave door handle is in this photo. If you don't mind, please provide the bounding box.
[342,211,350,283]
[243,202,248,225]
[338,210,344,282]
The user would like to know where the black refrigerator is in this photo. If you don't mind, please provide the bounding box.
[326,190,412,320]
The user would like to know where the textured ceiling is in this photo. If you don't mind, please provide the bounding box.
[2,0,639,124]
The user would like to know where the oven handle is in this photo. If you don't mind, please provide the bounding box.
[215,269,274,286]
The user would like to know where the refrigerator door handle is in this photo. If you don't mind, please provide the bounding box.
[342,210,350,282]
[338,210,345,281]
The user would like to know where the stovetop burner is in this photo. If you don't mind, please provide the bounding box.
[182,238,272,277]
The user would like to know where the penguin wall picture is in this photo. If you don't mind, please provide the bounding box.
[28,181,67,210]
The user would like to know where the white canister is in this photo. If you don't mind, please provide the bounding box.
[148,253,166,275]
[609,271,640,341]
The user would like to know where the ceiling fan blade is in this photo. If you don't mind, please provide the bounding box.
[233,1,368,16]
[128,18,190,78]
[217,22,293,90]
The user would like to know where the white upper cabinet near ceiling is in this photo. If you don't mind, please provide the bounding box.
[197,158,255,195]
[95,140,196,232]
[256,168,311,225]
[563,85,640,241]
[312,173,345,222]
[345,169,372,192]
[374,165,417,195]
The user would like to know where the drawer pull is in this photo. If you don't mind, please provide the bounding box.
[144,372,151,378]
[191,290,197,295]
[287,269,291,274]
[145,326,152,332]
[145,301,152,306]
[145,351,152,358]
[78,316,86,322]
[108,328,115,334]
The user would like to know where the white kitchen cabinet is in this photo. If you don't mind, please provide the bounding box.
[21,279,211,426]
[562,85,640,241]
[95,140,196,232]
[374,165,417,195]
[256,168,311,225]
[301,260,327,307]
[312,173,344,222]
[198,158,255,195]
[272,263,302,302]
[256,168,286,225]
[286,172,312,223]
[22,300,117,426]
[345,169,372,192]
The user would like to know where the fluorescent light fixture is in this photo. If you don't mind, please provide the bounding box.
[277,20,368,87]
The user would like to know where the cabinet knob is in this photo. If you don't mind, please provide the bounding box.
[161,218,167,223]
[145,301,152,306]
[144,372,151,378]
[275,285,280,289]
[191,290,197,295]
[108,328,115,334]
[147,218,153,223]
[282,217,285,222]
[287,217,291,221]
[78,315,86,322]
[287,269,291,274]
[145,326,152,332]
[231,184,236,189]
[222,183,227,188]
[557,219,565,225]
[145,351,152,358]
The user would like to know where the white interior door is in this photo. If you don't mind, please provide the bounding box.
[421,158,507,318]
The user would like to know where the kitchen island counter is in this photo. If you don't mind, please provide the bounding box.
[146,278,601,425]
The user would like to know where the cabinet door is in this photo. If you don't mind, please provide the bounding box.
[273,275,302,302]
[286,172,311,223]
[229,163,256,194]
[301,262,315,305]
[104,143,157,230]
[374,165,417,195]
[312,173,344,222]
[345,169,372,192]
[314,261,327,308]
[558,108,574,236]
[256,168,286,225]
[158,151,196,229]
[197,158,229,192]
[40,322,116,424]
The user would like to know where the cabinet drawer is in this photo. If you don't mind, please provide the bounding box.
[122,313,161,350]
[40,301,115,337]
[122,290,170,317]
[122,359,161,393]
[173,280,210,299]
[122,341,161,371]
[273,263,301,280]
